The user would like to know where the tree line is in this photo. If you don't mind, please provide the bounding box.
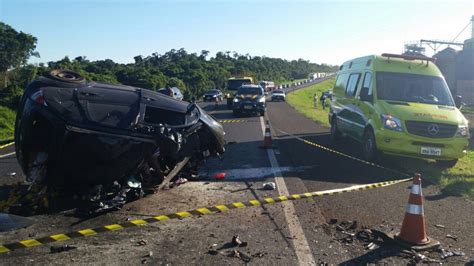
[0,21,338,110]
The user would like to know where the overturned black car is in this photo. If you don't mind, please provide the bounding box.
[14,70,225,215]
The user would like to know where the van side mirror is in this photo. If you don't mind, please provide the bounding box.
[360,87,373,102]
[454,95,464,109]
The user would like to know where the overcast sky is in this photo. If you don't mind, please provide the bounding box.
[1,0,473,65]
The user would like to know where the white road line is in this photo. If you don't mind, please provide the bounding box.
[0,152,16,158]
[259,116,316,266]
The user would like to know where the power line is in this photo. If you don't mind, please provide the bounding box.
[451,21,471,42]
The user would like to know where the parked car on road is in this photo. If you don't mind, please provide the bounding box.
[232,85,266,116]
[271,90,286,101]
[329,54,469,167]
[158,87,183,100]
[203,89,223,102]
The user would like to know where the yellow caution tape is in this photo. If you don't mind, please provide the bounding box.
[0,178,411,254]
[217,119,247,124]
[0,141,14,150]
[272,127,412,178]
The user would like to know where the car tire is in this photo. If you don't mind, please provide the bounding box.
[436,159,458,168]
[47,69,86,84]
[259,110,265,116]
[330,117,341,141]
[362,129,378,162]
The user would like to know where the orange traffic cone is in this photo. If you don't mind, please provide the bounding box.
[262,120,273,149]
[395,173,439,250]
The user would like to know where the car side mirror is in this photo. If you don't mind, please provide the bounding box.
[186,103,197,115]
[454,95,464,109]
[360,87,373,102]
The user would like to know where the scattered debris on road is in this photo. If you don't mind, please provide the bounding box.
[440,248,465,259]
[5,172,16,177]
[262,182,276,190]
[231,235,248,247]
[173,177,188,187]
[228,250,252,263]
[145,251,153,258]
[213,173,226,180]
[50,245,77,253]
[446,234,458,241]
[434,224,446,229]
[137,239,148,246]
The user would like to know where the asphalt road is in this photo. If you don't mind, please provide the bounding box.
[0,79,473,264]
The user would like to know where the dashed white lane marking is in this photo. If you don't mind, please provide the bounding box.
[203,166,314,180]
[259,116,316,266]
[0,152,15,159]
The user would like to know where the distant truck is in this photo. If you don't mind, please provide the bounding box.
[226,76,254,108]
[258,81,276,92]
[309,73,327,80]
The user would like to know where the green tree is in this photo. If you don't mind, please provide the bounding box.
[0,22,39,87]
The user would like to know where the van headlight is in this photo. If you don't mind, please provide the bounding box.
[233,97,240,103]
[455,125,469,137]
[381,114,403,132]
[258,97,265,103]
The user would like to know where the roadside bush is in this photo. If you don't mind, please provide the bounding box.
[0,106,16,142]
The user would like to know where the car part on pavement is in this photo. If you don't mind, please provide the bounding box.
[13,70,225,216]
[262,182,276,190]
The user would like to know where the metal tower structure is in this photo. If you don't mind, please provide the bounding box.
[404,16,473,56]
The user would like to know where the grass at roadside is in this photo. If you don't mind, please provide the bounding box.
[0,106,16,143]
[396,151,474,200]
[461,106,474,115]
[286,77,335,127]
[286,77,473,199]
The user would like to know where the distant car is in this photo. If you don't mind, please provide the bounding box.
[232,85,266,116]
[203,89,223,102]
[158,87,183,100]
[271,90,286,101]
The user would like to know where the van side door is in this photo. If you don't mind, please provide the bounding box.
[353,72,375,139]
[343,73,363,139]
[331,73,351,133]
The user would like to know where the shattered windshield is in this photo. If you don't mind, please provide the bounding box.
[376,72,454,106]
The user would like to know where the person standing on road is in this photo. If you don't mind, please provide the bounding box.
[320,92,327,110]
[313,94,318,109]
[214,94,219,110]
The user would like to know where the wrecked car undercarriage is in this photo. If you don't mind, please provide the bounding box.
[11,70,225,216]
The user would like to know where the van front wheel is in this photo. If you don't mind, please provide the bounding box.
[362,129,378,161]
[330,118,341,141]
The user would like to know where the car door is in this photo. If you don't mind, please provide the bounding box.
[75,85,140,130]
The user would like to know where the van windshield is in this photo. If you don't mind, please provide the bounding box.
[227,79,252,90]
[238,87,262,95]
[376,72,454,106]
